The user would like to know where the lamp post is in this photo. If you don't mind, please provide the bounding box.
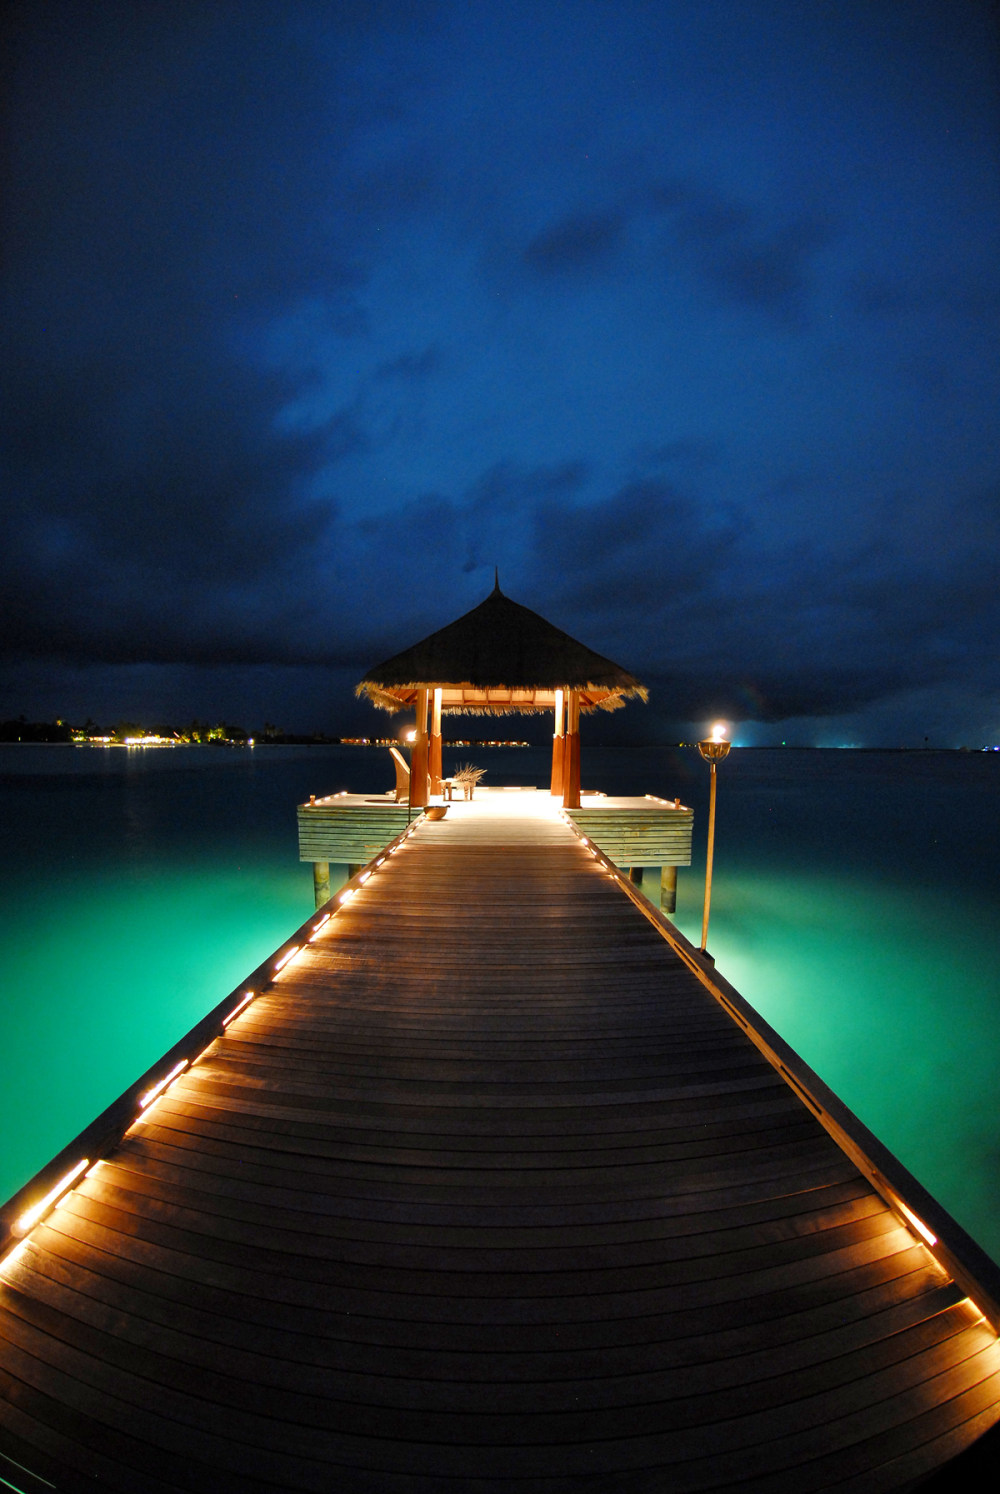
[698,723,731,959]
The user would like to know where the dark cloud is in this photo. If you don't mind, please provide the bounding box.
[523,211,625,274]
[374,347,443,381]
[651,180,835,322]
[634,439,721,472]
[534,477,737,619]
[514,177,835,320]
[1,1,997,742]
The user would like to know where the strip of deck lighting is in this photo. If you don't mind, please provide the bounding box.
[898,1200,938,1247]
[14,1158,90,1236]
[273,945,301,971]
[222,991,255,1026]
[139,1060,188,1110]
[308,915,332,941]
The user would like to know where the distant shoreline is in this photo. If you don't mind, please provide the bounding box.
[1,740,994,754]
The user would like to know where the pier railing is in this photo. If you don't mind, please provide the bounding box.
[0,816,426,1265]
[561,813,1000,1333]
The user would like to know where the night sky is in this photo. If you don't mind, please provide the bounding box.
[3,1,998,744]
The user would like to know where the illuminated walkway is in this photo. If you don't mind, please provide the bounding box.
[2,799,999,1491]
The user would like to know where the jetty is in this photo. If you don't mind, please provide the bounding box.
[2,791,1000,1491]
[3,584,1000,1489]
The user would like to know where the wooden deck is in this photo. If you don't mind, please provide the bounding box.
[2,796,1000,1491]
[296,788,694,879]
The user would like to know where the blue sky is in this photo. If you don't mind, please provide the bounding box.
[2,0,998,742]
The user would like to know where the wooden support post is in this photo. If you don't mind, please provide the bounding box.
[550,687,565,796]
[628,867,643,886]
[410,688,430,809]
[660,865,677,914]
[348,864,363,880]
[430,687,443,795]
[312,861,330,909]
[562,690,581,810]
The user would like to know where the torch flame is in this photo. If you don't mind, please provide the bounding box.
[711,722,728,743]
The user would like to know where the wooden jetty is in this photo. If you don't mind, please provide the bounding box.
[2,792,1000,1492]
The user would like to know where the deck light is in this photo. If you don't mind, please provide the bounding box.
[273,945,301,971]
[898,1200,938,1247]
[222,991,255,1026]
[698,723,731,957]
[139,1060,188,1109]
[14,1158,90,1236]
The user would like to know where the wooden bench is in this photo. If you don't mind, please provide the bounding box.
[388,745,409,801]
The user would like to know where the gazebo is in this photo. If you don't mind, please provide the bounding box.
[357,579,647,808]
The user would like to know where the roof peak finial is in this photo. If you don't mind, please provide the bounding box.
[493,566,502,594]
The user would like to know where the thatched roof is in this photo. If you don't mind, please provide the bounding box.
[357,581,648,715]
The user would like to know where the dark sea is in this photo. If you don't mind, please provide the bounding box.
[1,742,998,1265]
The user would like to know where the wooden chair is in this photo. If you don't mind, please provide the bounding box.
[388,746,410,802]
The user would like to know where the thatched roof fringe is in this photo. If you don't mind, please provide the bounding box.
[355,681,647,715]
[357,583,647,716]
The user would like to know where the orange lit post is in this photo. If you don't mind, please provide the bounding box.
[562,690,581,809]
[698,724,731,957]
[550,688,565,796]
[410,689,430,809]
[429,687,443,795]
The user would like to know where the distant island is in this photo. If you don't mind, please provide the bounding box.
[0,716,321,746]
[0,717,529,749]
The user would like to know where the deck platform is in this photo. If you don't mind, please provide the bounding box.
[297,788,694,874]
[2,795,999,1491]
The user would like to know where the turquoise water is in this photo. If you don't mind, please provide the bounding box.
[1,743,998,1267]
